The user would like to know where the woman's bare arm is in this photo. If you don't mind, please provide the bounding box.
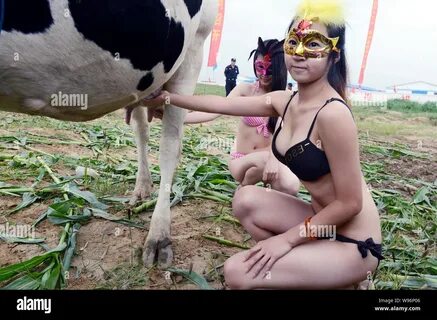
[184,112,221,124]
[184,83,249,124]
[145,90,284,120]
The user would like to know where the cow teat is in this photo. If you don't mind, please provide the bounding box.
[22,99,47,111]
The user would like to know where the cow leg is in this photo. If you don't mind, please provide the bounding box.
[129,106,153,205]
[142,104,185,268]
[143,42,206,269]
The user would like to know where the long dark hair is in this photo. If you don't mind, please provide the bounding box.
[287,21,348,100]
[249,37,287,134]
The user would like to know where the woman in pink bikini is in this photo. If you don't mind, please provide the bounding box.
[185,38,300,195]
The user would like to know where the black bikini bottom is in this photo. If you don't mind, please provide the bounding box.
[317,234,384,263]
[310,207,384,263]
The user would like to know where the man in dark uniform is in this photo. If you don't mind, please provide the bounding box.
[224,58,239,96]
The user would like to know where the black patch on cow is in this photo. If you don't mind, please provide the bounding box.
[2,0,53,34]
[137,73,154,91]
[68,0,185,75]
[184,0,202,18]
[0,0,4,33]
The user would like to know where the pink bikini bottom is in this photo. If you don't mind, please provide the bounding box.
[230,151,247,160]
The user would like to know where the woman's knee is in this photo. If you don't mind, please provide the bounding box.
[278,176,300,195]
[228,160,242,182]
[224,255,251,290]
[273,169,301,195]
[232,186,259,219]
[241,166,262,185]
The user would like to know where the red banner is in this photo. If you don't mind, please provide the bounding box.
[207,0,225,68]
[358,0,379,86]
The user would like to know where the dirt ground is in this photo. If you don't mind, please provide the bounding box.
[0,195,248,289]
[360,136,437,193]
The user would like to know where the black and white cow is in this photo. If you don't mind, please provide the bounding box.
[0,0,218,267]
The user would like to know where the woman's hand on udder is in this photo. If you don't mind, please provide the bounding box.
[144,90,170,122]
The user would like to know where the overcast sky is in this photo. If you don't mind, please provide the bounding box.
[198,0,437,89]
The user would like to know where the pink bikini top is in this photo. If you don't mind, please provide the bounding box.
[241,81,270,138]
[242,116,270,138]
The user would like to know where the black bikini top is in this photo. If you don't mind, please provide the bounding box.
[272,92,352,182]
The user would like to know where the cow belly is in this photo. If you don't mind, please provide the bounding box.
[0,0,201,121]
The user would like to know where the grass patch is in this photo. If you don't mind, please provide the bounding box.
[194,83,226,97]
[96,264,149,290]
[387,99,437,114]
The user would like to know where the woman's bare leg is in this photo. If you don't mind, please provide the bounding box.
[224,240,379,289]
[229,152,300,195]
[269,163,300,195]
[231,185,313,241]
[228,151,269,183]
[226,185,379,289]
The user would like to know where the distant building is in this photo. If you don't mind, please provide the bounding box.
[388,81,437,96]
[347,81,437,106]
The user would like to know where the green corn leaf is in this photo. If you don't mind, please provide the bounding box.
[7,193,40,215]
[0,255,50,282]
[87,208,145,229]
[63,224,81,271]
[402,275,437,289]
[46,198,90,225]
[3,273,43,290]
[63,183,108,210]
[0,235,45,245]
[32,211,48,227]
[101,196,130,204]
[413,187,431,206]
[48,211,91,225]
[0,243,66,283]
[41,260,61,290]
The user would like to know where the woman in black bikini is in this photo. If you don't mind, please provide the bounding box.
[146,0,383,289]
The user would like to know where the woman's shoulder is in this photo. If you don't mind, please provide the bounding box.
[235,82,256,96]
[318,96,351,119]
[317,98,354,131]
[258,90,296,117]
[271,90,297,106]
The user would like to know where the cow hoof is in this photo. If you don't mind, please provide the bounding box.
[129,183,152,205]
[143,236,173,269]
